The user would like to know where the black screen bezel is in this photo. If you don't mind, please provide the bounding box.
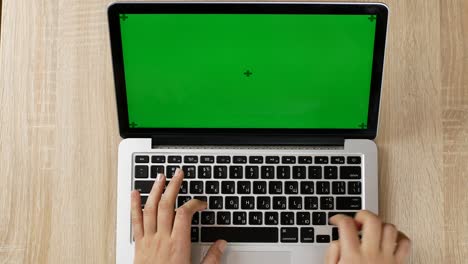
[108,2,388,140]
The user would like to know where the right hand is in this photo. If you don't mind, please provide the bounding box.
[325,210,411,264]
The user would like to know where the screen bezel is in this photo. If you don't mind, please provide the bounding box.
[108,2,388,140]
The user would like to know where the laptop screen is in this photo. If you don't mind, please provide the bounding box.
[119,14,377,129]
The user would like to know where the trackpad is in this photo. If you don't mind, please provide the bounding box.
[225,251,291,264]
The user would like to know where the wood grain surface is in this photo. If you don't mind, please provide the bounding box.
[0,0,467,263]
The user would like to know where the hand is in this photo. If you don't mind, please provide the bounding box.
[325,210,411,264]
[131,168,227,264]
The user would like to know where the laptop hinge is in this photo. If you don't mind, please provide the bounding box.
[151,134,345,148]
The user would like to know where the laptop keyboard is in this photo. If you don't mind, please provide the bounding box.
[133,153,363,243]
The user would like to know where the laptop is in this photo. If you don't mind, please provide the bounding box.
[108,2,388,263]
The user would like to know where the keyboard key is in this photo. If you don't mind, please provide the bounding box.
[140,195,148,208]
[317,235,330,243]
[324,166,338,179]
[245,166,259,179]
[285,181,299,194]
[269,181,283,194]
[300,181,314,194]
[182,166,196,179]
[305,196,319,210]
[233,156,247,164]
[206,181,220,194]
[150,165,164,178]
[249,212,263,225]
[332,181,346,194]
[340,166,362,179]
[213,166,227,179]
[191,227,199,242]
[184,156,198,163]
[328,212,358,224]
[209,196,223,210]
[237,181,251,194]
[168,156,182,163]
[249,156,264,164]
[190,181,203,194]
[253,181,267,194]
[347,156,361,164]
[194,196,207,202]
[297,212,311,225]
[217,212,231,225]
[348,181,362,194]
[299,156,313,164]
[166,166,180,178]
[233,212,247,225]
[301,228,314,243]
[281,227,298,243]
[266,156,280,164]
[292,166,306,179]
[257,196,271,209]
[320,196,334,210]
[135,165,149,178]
[277,166,291,179]
[200,156,215,163]
[265,212,279,225]
[261,166,275,179]
[282,156,296,164]
[281,212,295,225]
[331,156,345,164]
[201,227,278,242]
[229,166,243,179]
[312,212,327,225]
[308,166,322,179]
[241,197,255,210]
[177,196,191,207]
[332,227,339,241]
[336,197,362,210]
[216,156,231,163]
[198,166,212,179]
[135,155,149,163]
[201,211,215,225]
[315,156,329,164]
[192,212,199,225]
[134,181,153,194]
[151,155,165,163]
[289,197,303,210]
[221,181,235,194]
[317,181,330,194]
[179,181,188,194]
[225,196,239,209]
[273,197,287,210]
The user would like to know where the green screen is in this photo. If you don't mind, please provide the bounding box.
[119,14,376,129]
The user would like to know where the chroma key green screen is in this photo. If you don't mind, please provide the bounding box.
[119,14,377,129]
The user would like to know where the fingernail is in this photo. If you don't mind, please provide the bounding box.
[156,173,164,181]
[217,240,227,253]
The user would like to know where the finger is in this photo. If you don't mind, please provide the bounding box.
[325,240,340,264]
[143,173,165,235]
[131,190,144,240]
[381,223,399,255]
[395,231,411,263]
[171,199,207,244]
[329,214,360,254]
[201,240,227,264]
[157,168,184,236]
[354,210,382,254]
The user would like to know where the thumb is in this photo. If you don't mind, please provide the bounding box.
[201,240,227,264]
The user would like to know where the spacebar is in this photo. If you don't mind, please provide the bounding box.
[201,227,278,243]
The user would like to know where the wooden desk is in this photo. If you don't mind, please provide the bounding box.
[0,0,466,263]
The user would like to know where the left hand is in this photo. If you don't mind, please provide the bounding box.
[131,168,227,264]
